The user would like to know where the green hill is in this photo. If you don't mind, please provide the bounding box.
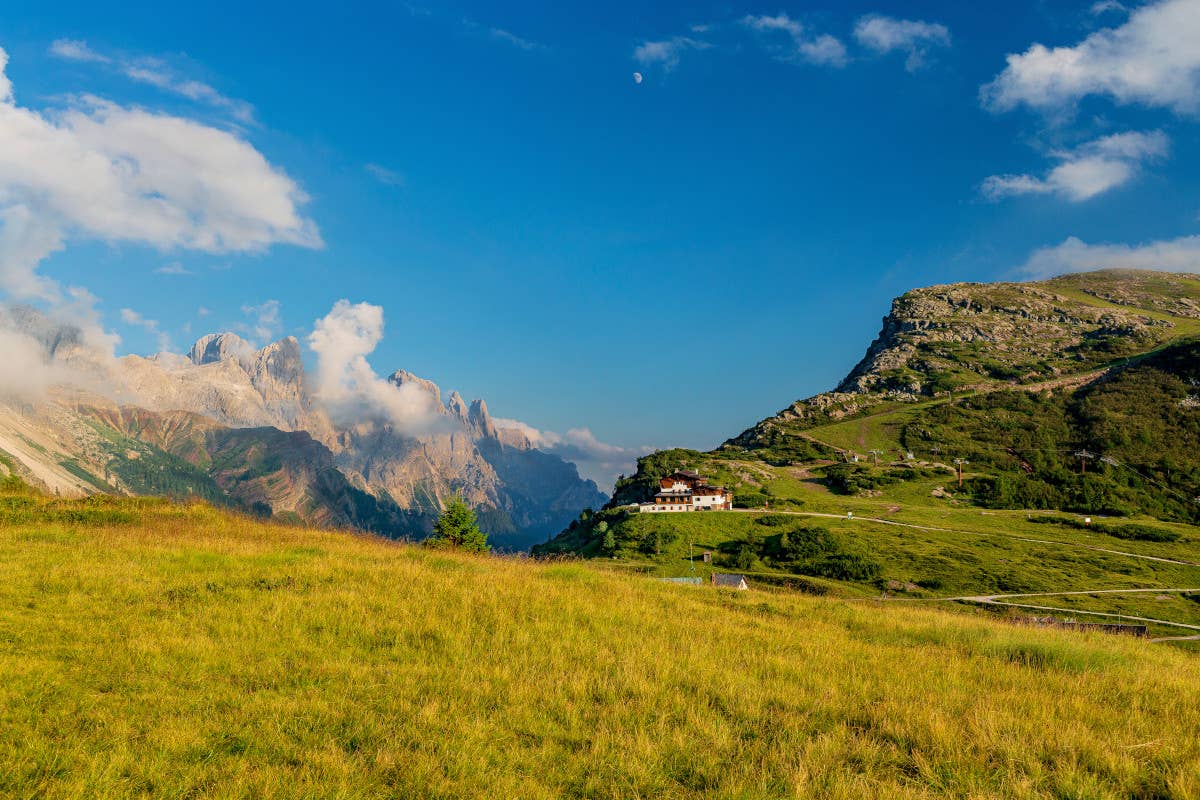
[2,485,1200,798]
[536,271,1200,634]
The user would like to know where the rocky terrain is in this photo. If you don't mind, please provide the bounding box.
[0,316,605,549]
[731,269,1200,443]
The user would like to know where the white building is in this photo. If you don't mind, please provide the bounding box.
[638,470,733,513]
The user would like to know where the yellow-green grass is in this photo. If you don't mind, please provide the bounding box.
[606,509,1200,595]
[983,590,1200,631]
[3,495,1200,798]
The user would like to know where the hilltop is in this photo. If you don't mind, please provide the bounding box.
[2,485,1199,798]
[536,271,1200,632]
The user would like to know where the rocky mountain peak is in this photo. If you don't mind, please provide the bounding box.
[389,370,443,408]
[188,333,254,367]
[252,336,304,385]
[447,391,469,424]
[468,398,498,439]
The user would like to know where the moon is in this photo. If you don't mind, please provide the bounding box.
[633,72,643,84]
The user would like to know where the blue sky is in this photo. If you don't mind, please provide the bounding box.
[1,0,1199,487]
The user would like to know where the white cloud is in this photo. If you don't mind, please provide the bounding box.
[633,36,710,71]
[49,39,254,123]
[1019,234,1200,277]
[742,13,848,67]
[49,39,110,64]
[154,261,191,275]
[982,129,1168,201]
[493,417,651,491]
[120,307,171,352]
[365,163,405,187]
[853,15,950,71]
[308,300,452,435]
[982,0,1200,115]
[0,326,69,399]
[239,299,282,345]
[489,28,542,51]
[1090,0,1129,15]
[0,46,319,309]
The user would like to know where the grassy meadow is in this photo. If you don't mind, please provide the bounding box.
[2,490,1200,798]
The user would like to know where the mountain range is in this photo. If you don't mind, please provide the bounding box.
[0,311,606,549]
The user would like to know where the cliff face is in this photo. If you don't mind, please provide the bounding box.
[0,318,605,549]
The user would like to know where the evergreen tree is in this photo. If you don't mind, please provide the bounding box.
[426,494,489,553]
[602,529,616,553]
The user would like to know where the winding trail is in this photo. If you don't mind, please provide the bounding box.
[935,588,1200,635]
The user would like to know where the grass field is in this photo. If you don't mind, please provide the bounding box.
[3,490,1200,798]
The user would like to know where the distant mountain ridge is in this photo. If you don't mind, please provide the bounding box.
[0,319,606,549]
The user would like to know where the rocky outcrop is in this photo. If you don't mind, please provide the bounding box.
[731,269,1199,448]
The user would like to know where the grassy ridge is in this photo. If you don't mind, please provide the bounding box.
[2,492,1200,798]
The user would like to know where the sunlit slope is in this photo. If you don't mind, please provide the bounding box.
[2,492,1200,798]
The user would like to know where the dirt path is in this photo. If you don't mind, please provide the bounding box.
[937,588,1200,635]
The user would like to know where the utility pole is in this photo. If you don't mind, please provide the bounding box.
[953,458,969,488]
[1074,450,1096,475]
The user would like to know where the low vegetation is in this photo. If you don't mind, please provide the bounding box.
[3,486,1200,798]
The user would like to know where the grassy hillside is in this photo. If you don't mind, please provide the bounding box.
[540,274,1200,630]
[3,488,1200,798]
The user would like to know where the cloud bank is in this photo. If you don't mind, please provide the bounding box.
[494,418,651,492]
[1020,235,1200,277]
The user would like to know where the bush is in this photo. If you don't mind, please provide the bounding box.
[733,491,770,509]
[800,553,881,581]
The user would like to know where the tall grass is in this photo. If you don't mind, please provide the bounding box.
[1,497,1199,798]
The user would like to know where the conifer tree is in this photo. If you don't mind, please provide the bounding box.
[426,493,489,553]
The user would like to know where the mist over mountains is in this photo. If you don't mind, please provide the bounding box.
[0,306,608,549]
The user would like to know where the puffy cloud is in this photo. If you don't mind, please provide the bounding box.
[633,36,710,71]
[308,300,452,434]
[981,0,1200,115]
[493,417,652,491]
[742,13,848,68]
[982,130,1168,201]
[1019,234,1200,277]
[853,15,950,71]
[0,45,319,307]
